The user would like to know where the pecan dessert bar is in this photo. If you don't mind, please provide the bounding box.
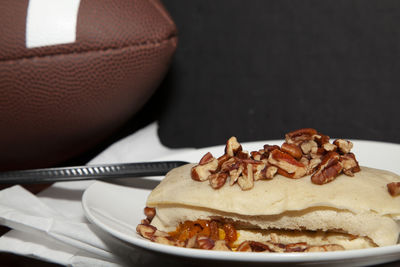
[137,128,400,252]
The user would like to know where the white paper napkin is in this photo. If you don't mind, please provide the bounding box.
[0,122,193,266]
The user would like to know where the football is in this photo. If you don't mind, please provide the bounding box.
[0,0,177,170]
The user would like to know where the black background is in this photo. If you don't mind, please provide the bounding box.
[98,0,400,156]
[141,0,400,148]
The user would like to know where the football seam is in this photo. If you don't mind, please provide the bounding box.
[0,35,177,63]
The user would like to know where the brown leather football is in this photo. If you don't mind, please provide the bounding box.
[0,0,177,170]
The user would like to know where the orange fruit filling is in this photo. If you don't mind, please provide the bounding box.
[168,219,238,247]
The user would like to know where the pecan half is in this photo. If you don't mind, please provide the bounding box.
[311,152,343,185]
[387,182,400,197]
[209,172,228,189]
[268,150,306,178]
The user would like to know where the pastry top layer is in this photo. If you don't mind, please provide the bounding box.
[147,164,400,218]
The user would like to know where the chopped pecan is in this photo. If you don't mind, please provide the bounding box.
[308,158,322,175]
[322,142,337,152]
[248,241,272,252]
[264,165,278,179]
[334,139,353,154]
[263,145,280,157]
[251,151,262,161]
[270,233,279,243]
[285,128,317,145]
[248,161,267,181]
[209,172,228,189]
[237,241,252,252]
[313,133,330,146]
[136,224,157,239]
[191,154,218,181]
[237,150,250,159]
[322,244,345,251]
[225,136,242,157]
[262,242,286,253]
[285,242,308,252]
[199,152,214,165]
[300,140,318,155]
[299,156,309,167]
[229,161,245,185]
[212,240,231,251]
[196,236,215,250]
[310,147,325,159]
[387,182,400,197]
[175,240,186,247]
[237,163,254,190]
[300,157,322,175]
[154,230,170,238]
[281,143,302,160]
[220,157,238,172]
[340,153,360,176]
[268,150,307,178]
[217,154,230,169]
[144,207,156,221]
[191,129,361,190]
[141,219,150,225]
[185,235,197,248]
[311,152,343,185]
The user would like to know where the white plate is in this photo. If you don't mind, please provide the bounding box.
[82,140,400,266]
